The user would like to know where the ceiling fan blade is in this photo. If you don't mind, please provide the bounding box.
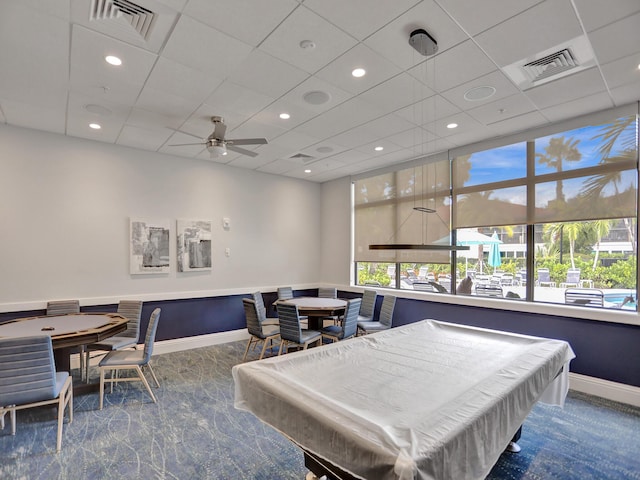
[226,145,259,157]
[168,142,206,147]
[226,138,268,146]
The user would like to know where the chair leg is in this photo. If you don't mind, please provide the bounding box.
[145,363,160,388]
[99,368,105,410]
[278,340,287,355]
[259,339,269,360]
[135,366,157,403]
[242,337,254,361]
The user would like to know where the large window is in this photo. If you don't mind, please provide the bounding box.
[354,105,638,312]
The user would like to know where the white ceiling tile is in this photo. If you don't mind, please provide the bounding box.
[601,53,640,90]
[466,93,537,125]
[184,0,298,46]
[145,57,224,102]
[573,0,640,32]
[270,129,323,151]
[485,110,549,136]
[540,92,615,123]
[161,15,253,77]
[386,126,438,149]
[126,107,187,131]
[394,95,462,126]
[117,125,174,151]
[440,70,520,111]
[229,50,309,98]
[315,44,403,96]
[135,86,201,121]
[524,67,607,110]
[260,6,358,74]
[354,139,405,156]
[358,73,433,115]
[280,76,353,114]
[424,112,486,138]
[606,81,640,108]
[474,0,583,67]
[258,158,313,175]
[407,40,498,93]
[304,0,420,41]
[363,0,469,70]
[203,82,275,119]
[435,0,544,36]
[589,12,640,65]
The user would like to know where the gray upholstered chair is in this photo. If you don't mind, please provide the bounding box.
[242,298,281,361]
[277,286,294,300]
[0,335,73,452]
[98,308,161,409]
[277,303,321,355]
[321,298,361,343]
[46,300,80,316]
[357,295,396,335]
[357,290,377,322]
[251,292,278,326]
[46,300,86,379]
[318,287,337,298]
[84,300,143,382]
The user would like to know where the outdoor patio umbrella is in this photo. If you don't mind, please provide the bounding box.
[488,231,502,272]
[435,229,502,274]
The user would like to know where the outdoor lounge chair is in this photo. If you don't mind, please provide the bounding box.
[564,288,604,307]
[537,268,556,287]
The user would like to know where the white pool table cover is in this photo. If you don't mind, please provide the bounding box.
[233,320,575,480]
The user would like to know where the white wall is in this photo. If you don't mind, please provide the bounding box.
[0,124,322,309]
[319,176,352,285]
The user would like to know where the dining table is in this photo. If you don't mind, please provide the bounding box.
[276,297,347,330]
[0,312,128,392]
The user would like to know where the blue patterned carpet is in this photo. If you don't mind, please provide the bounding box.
[1,341,639,479]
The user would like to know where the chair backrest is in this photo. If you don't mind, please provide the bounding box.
[0,336,57,406]
[277,286,293,300]
[475,284,504,297]
[243,298,263,337]
[566,268,581,283]
[379,296,396,327]
[565,288,603,307]
[117,300,143,340]
[276,303,303,343]
[46,300,80,315]
[342,298,362,339]
[359,290,377,318]
[142,308,162,363]
[250,291,269,323]
[538,268,551,282]
[412,282,436,292]
[318,287,337,298]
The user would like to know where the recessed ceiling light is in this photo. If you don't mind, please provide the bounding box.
[299,40,316,50]
[279,113,290,119]
[304,169,311,173]
[352,68,366,78]
[89,123,101,129]
[463,85,496,101]
[105,55,122,66]
[374,146,384,151]
[84,104,112,116]
[447,123,458,129]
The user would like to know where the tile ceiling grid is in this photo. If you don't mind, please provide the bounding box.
[0,0,638,182]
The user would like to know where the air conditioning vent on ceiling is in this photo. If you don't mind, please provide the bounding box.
[522,48,578,83]
[289,153,315,164]
[90,0,156,40]
[501,36,596,91]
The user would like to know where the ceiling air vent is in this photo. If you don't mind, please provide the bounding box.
[90,0,156,40]
[502,36,596,91]
[522,48,578,83]
[289,153,315,164]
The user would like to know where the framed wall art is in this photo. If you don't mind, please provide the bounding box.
[177,219,212,272]
[130,218,171,274]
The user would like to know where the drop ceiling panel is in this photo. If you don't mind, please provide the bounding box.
[160,15,253,77]
[315,44,403,96]
[540,92,614,123]
[135,86,201,122]
[304,0,420,41]
[271,129,323,151]
[440,70,520,111]
[573,0,640,33]
[524,67,607,110]
[435,0,544,37]
[144,57,223,103]
[601,53,640,90]
[363,0,468,70]
[609,80,640,106]
[358,73,434,115]
[474,0,583,67]
[117,125,174,150]
[183,0,297,47]
[259,6,358,74]
[485,110,549,136]
[228,50,309,99]
[394,94,462,126]
[279,76,353,114]
[467,93,537,125]
[588,12,640,65]
[202,82,275,119]
[408,40,498,93]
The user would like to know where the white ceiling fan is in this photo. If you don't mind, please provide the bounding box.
[169,116,267,157]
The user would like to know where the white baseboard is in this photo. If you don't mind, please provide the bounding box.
[569,372,640,407]
[152,329,249,355]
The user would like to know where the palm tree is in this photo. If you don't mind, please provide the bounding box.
[545,222,584,269]
[590,219,613,271]
[536,136,582,202]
